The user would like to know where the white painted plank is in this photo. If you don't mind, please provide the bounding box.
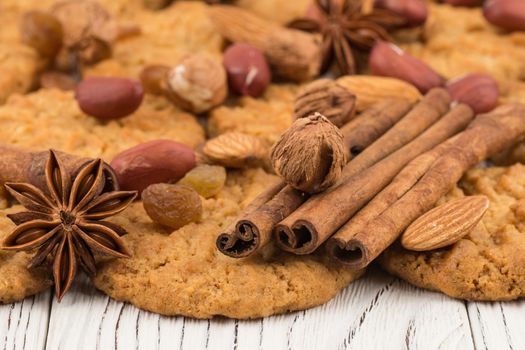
[0,291,51,350]
[283,269,474,350]
[13,268,525,350]
[468,301,525,350]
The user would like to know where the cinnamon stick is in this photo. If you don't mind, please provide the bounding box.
[216,99,412,258]
[0,145,118,193]
[339,103,525,270]
[275,104,474,255]
[326,136,458,264]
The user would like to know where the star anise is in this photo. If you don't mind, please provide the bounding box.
[288,0,405,75]
[1,150,137,300]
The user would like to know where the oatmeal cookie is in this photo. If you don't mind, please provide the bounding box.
[235,0,310,25]
[208,84,299,145]
[400,3,525,104]
[381,164,525,301]
[0,89,205,160]
[85,1,224,78]
[93,168,362,319]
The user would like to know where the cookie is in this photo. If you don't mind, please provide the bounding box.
[85,1,224,78]
[381,164,525,301]
[93,168,362,319]
[400,3,525,104]
[208,84,299,145]
[236,0,310,25]
[0,89,205,160]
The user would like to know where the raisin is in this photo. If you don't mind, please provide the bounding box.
[178,165,226,198]
[142,184,202,229]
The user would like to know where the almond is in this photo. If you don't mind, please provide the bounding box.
[202,132,267,168]
[483,0,525,32]
[369,41,444,93]
[401,195,489,251]
[110,140,196,194]
[336,75,421,112]
[446,73,499,113]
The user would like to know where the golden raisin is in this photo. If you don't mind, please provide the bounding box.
[142,184,202,230]
[178,165,226,198]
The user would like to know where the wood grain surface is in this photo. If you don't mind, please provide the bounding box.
[0,268,523,349]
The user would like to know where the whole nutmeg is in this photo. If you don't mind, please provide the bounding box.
[483,0,525,32]
[369,41,444,93]
[166,54,227,114]
[20,11,63,58]
[374,0,428,26]
[446,74,499,113]
[142,183,202,230]
[223,43,271,97]
[75,77,144,120]
[140,64,170,95]
[270,113,347,193]
[294,79,356,127]
[443,0,482,6]
[110,140,196,194]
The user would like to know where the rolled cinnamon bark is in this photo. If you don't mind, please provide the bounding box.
[216,99,412,258]
[0,145,118,193]
[340,103,525,270]
[339,88,450,181]
[275,103,474,255]
[326,136,458,263]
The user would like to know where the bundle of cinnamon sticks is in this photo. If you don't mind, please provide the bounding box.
[217,87,525,271]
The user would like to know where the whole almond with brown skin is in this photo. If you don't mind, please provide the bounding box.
[203,132,267,168]
[20,11,63,58]
[336,75,421,112]
[369,41,444,93]
[446,73,499,113]
[374,0,428,26]
[75,77,144,120]
[483,0,525,31]
[110,140,196,194]
[401,195,489,251]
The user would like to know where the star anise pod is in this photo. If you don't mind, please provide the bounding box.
[1,150,137,300]
[288,0,405,75]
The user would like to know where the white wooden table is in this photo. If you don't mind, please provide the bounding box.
[1,267,523,350]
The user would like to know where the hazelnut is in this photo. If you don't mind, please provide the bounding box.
[223,43,271,97]
[20,11,63,58]
[166,54,228,114]
[271,113,347,194]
